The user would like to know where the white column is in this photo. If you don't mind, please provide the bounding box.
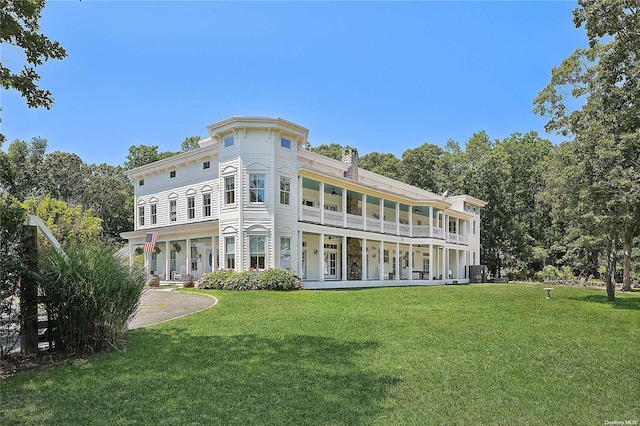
[298,231,303,280]
[380,199,384,233]
[429,206,433,237]
[185,238,191,275]
[298,176,303,219]
[395,202,400,235]
[441,247,446,280]
[165,241,170,280]
[457,218,460,243]
[409,206,413,237]
[319,233,324,281]
[320,182,325,224]
[362,194,367,228]
[395,242,400,280]
[342,235,348,281]
[129,244,134,267]
[409,243,413,279]
[361,238,367,281]
[429,244,433,281]
[342,189,347,227]
[379,240,384,280]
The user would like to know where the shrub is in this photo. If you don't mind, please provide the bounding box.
[37,243,146,354]
[198,269,302,291]
[258,268,301,291]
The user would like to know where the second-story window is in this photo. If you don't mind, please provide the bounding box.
[280,177,290,205]
[449,219,457,234]
[472,220,476,235]
[281,137,291,149]
[224,176,235,205]
[170,200,177,222]
[203,193,211,217]
[249,174,265,203]
[224,136,234,147]
[151,204,157,224]
[138,206,145,226]
[187,196,195,219]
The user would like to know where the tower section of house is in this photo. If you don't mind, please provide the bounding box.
[122,116,487,289]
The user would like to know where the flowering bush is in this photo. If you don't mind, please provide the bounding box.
[198,268,302,291]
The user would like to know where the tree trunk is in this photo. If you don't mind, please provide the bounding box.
[605,235,616,302]
[621,228,632,292]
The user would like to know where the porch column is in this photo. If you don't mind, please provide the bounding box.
[429,244,433,280]
[298,231,303,279]
[298,176,303,219]
[165,241,170,280]
[342,189,347,228]
[362,194,367,225]
[395,242,400,280]
[409,207,413,237]
[429,206,433,237]
[395,202,400,235]
[129,244,134,267]
[379,240,384,280]
[185,238,191,275]
[380,199,384,233]
[457,218,460,243]
[361,238,367,281]
[342,235,348,281]
[319,233,324,282]
[320,182,325,224]
[441,247,446,280]
[409,243,413,279]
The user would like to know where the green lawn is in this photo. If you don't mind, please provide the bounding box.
[2,284,639,425]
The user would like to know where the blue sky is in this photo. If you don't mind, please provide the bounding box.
[2,1,585,166]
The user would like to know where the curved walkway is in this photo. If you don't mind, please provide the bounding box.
[128,289,217,330]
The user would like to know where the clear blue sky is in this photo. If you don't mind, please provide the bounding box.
[1,1,585,166]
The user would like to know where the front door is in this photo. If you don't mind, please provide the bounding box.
[205,250,213,273]
[324,251,337,279]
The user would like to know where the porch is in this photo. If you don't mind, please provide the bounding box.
[303,278,469,290]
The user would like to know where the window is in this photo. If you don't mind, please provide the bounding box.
[280,237,291,269]
[139,179,144,186]
[281,137,291,149]
[170,170,176,178]
[187,196,195,219]
[423,257,429,271]
[449,219,457,234]
[170,200,177,222]
[473,252,476,265]
[138,206,145,226]
[472,220,476,235]
[280,177,290,205]
[225,237,235,269]
[383,250,389,264]
[151,204,157,224]
[203,161,210,169]
[151,252,157,273]
[203,193,211,217]
[224,136,234,147]
[249,174,265,203]
[224,176,235,205]
[250,236,266,269]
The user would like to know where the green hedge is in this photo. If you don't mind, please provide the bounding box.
[198,268,302,291]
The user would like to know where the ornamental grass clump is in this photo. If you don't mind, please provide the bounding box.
[37,243,146,354]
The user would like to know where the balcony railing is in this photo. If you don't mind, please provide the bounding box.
[346,213,364,230]
[324,210,343,227]
[299,209,466,244]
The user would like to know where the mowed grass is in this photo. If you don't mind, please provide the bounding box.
[2,284,639,425]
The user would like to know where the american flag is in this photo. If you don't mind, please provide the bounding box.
[143,233,158,253]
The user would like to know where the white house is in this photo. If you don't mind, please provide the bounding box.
[121,116,486,289]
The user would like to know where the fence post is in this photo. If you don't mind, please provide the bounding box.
[20,225,39,354]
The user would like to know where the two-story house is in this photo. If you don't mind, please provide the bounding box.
[121,116,486,289]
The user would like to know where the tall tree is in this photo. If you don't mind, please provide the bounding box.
[534,0,640,299]
[180,136,201,152]
[0,0,67,143]
[359,152,402,180]
[309,143,352,161]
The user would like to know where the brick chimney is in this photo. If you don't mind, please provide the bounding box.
[342,148,359,181]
